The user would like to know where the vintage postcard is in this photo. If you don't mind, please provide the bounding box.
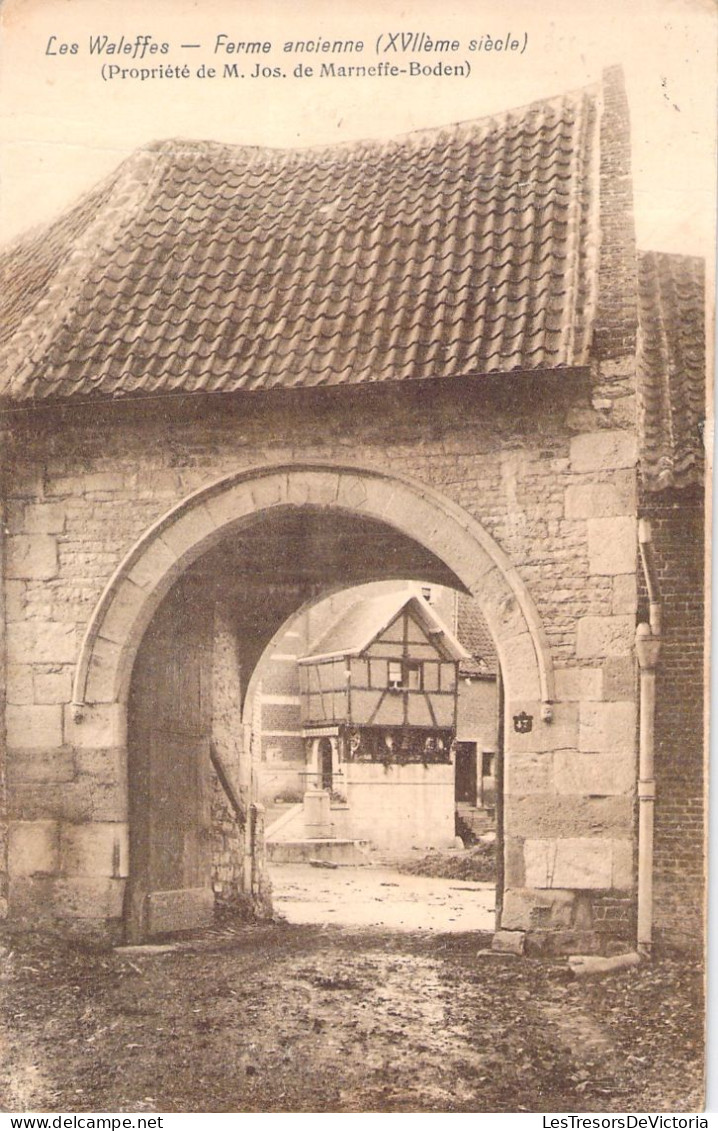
[0,0,714,1116]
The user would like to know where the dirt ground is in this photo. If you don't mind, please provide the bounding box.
[0,912,704,1114]
[269,861,496,932]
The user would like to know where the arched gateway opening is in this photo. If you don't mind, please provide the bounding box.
[72,463,553,941]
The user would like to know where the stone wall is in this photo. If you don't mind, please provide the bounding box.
[341,763,456,851]
[638,486,705,950]
[456,677,499,750]
[209,602,247,901]
[1,370,640,944]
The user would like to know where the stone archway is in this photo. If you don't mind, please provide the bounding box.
[69,461,555,938]
[72,461,554,715]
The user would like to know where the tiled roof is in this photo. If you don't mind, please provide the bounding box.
[299,589,469,664]
[0,83,601,402]
[637,252,706,491]
[456,593,499,676]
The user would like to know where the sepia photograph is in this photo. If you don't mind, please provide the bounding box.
[0,0,714,1116]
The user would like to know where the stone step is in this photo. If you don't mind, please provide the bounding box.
[456,805,496,838]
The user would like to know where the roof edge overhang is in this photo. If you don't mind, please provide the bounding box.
[0,365,593,416]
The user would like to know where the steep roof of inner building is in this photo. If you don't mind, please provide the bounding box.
[299,589,470,664]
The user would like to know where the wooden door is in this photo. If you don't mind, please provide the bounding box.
[126,584,214,941]
[455,742,477,805]
[319,737,333,791]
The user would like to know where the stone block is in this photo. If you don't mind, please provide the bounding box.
[383,491,449,559]
[8,780,95,823]
[579,701,636,753]
[602,657,636,700]
[492,930,525,955]
[480,571,526,640]
[501,888,576,931]
[160,502,219,558]
[5,581,26,621]
[6,664,34,705]
[76,778,127,822]
[33,667,73,704]
[52,877,126,919]
[505,751,552,796]
[7,745,75,784]
[587,517,637,575]
[61,822,129,878]
[65,703,127,749]
[4,500,25,534]
[524,838,612,889]
[23,503,66,534]
[83,636,123,704]
[500,635,541,700]
[7,875,57,919]
[505,701,577,754]
[84,472,126,494]
[612,839,634,890]
[127,537,179,592]
[564,481,636,519]
[570,431,637,473]
[452,545,497,595]
[335,472,378,513]
[249,473,287,512]
[6,621,77,665]
[554,668,603,701]
[98,579,149,646]
[612,574,638,615]
[287,469,342,508]
[5,535,58,580]
[144,888,214,935]
[9,820,60,876]
[576,615,634,659]
[553,750,636,796]
[7,467,45,499]
[74,746,127,787]
[508,795,632,839]
[6,705,63,749]
[503,835,525,886]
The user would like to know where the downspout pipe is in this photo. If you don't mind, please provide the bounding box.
[635,519,662,957]
[638,518,662,637]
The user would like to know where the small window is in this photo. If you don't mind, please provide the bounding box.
[421,586,433,603]
[388,661,403,689]
[387,660,423,690]
[405,661,423,690]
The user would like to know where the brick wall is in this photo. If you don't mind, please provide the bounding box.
[594,65,638,361]
[638,485,705,949]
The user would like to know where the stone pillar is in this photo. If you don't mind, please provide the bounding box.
[303,789,333,838]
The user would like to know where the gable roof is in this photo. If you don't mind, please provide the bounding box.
[0,79,603,403]
[298,588,470,664]
[637,251,706,491]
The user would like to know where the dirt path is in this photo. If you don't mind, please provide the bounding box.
[269,862,496,932]
[0,923,704,1114]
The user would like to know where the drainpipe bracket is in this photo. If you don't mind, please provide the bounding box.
[635,624,661,670]
[71,702,86,723]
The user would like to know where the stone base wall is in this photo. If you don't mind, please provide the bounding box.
[210,773,245,901]
[2,375,641,941]
[343,763,456,851]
